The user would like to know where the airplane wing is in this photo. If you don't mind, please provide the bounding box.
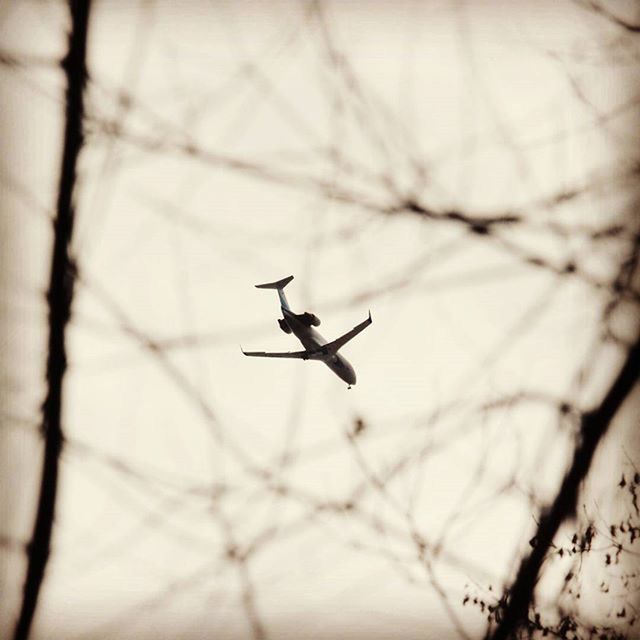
[241,347,310,359]
[322,311,372,354]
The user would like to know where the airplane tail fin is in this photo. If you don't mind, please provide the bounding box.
[255,275,294,290]
[254,275,294,310]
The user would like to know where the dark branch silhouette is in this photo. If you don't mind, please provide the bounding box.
[489,332,640,640]
[576,0,640,34]
[2,2,638,638]
[12,2,91,639]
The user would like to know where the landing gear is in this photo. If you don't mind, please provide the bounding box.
[347,385,352,390]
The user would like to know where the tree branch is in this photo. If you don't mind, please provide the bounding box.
[12,2,91,639]
[489,334,640,640]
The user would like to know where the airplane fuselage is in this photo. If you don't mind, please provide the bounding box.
[281,307,357,386]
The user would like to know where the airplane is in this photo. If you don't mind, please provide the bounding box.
[241,275,372,388]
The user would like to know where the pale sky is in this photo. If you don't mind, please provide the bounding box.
[1,1,639,639]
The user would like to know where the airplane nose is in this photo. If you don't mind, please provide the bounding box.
[332,357,356,386]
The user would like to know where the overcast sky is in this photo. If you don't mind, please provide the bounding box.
[1,1,639,639]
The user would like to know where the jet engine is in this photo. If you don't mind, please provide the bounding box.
[300,312,321,327]
[278,318,292,334]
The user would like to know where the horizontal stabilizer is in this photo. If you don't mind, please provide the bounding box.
[255,275,294,290]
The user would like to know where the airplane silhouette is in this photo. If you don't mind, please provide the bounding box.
[242,275,371,388]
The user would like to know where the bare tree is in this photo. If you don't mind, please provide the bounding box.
[489,334,640,639]
[1,2,639,639]
[12,3,91,639]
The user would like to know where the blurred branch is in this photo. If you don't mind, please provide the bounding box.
[86,105,640,301]
[576,0,640,34]
[12,2,91,640]
[489,331,640,640]
[0,49,59,69]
